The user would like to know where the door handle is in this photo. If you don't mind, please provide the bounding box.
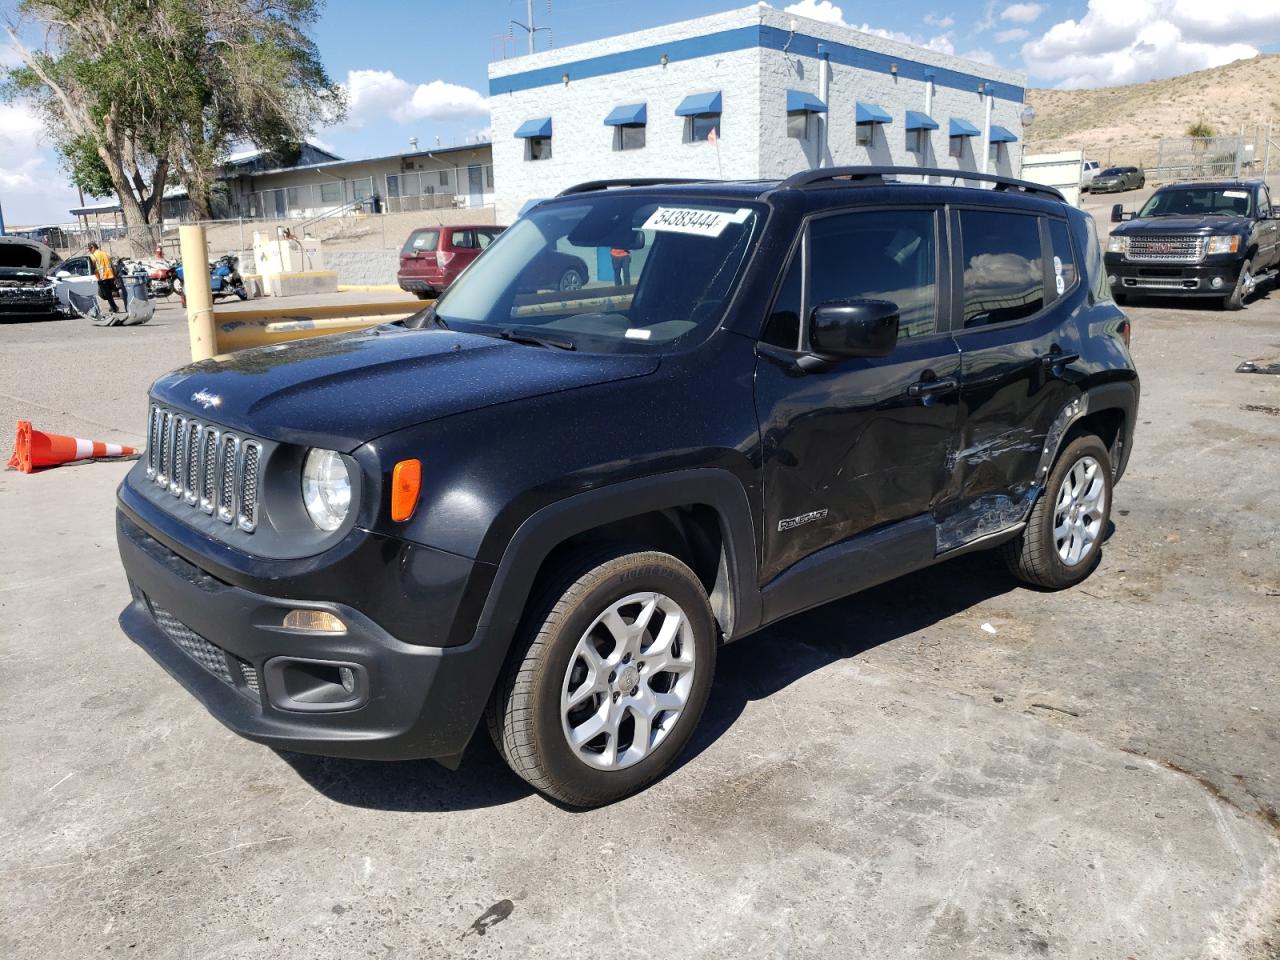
[1039,350,1079,368]
[907,376,959,399]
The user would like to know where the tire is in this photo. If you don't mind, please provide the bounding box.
[557,268,585,292]
[414,291,433,301]
[1223,258,1253,311]
[1002,434,1113,590]
[233,284,248,301]
[487,547,717,807]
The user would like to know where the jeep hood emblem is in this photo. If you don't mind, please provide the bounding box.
[191,389,222,410]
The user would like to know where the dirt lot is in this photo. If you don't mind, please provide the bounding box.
[2,287,1278,959]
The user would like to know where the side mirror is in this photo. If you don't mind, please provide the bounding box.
[1110,204,1125,223]
[53,270,71,279]
[809,299,899,358]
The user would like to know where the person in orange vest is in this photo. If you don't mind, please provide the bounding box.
[87,242,120,313]
[610,245,631,286]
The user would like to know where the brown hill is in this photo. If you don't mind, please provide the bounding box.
[1025,54,1280,168]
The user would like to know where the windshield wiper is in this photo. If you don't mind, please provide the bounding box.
[498,329,576,351]
[400,302,447,329]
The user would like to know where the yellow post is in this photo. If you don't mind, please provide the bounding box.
[180,224,217,361]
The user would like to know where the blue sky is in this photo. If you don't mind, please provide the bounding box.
[3,0,1279,224]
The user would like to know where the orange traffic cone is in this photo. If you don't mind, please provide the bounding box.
[6,421,139,474]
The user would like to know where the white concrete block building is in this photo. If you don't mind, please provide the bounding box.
[488,4,1027,221]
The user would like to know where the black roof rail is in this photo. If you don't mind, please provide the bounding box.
[558,178,707,197]
[776,166,1066,202]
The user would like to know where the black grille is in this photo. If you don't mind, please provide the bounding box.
[145,595,260,701]
[150,602,233,684]
[145,404,262,531]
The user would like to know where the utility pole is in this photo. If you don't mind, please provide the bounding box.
[510,0,550,55]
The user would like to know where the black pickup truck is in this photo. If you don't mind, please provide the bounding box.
[1106,179,1280,309]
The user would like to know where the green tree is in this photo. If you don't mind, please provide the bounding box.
[4,1,343,253]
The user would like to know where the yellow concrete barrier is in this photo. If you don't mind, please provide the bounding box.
[212,299,430,353]
[338,283,403,293]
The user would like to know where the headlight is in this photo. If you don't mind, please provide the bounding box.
[1205,235,1240,255]
[301,448,351,531]
[1107,236,1128,254]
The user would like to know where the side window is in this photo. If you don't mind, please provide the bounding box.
[808,209,939,340]
[1257,189,1271,219]
[958,209,1044,328]
[450,230,475,249]
[476,230,498,249]
[1046,219,1079,300]
[760,248,802,348]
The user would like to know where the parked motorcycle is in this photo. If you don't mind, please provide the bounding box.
[175,254,247,306]
[120,257,178,299]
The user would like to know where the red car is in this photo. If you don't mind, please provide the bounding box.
[397,224,591,299]
[396,225,503,299]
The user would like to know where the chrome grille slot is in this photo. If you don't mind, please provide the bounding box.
[201,427,219,514]
[143,404,264,534]
[217,434,239,524]
[1125,235,1205,263]
[238,442,261,532]
[168,416,186,496]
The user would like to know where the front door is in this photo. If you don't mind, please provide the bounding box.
[467,165,484,208]
[938,207,1083,551]
[755,206,962,582]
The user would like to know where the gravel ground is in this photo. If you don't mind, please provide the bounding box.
[1,284,1278,959]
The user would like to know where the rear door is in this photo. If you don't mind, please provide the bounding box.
[754,205,963,581]
[938,206,1083,551]
[399,229,439,282]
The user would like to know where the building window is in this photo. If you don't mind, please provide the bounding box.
[908,129,929,154]
[989,141,1003,164]
[786,111,809,140]
[949,136,964,159]
[527,136,553,161]
[438,170,450,187]
[485,164,494,189]
[614,123,646,151]
[686,113,720,144]
[856,123,873,147]
[319,181,343,204]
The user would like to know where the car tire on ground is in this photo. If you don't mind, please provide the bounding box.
[558,268,585,292]
[414,291,433,300]
[1223,258,1253,311]
[1002,433,1113,590]
[487,547,717,808]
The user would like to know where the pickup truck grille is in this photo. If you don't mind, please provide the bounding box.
[144,404,262,532]
[1125,235,1205,263]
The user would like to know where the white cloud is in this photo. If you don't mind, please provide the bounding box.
[960,48,998,65]
[1022,0,1272,88]
[995,27,1029,42]
[341,69,488,127]
[1002,3,1044,23]
[975,0,998,32]
[925,13,956,28]
[0,103,81,225]
[782,0,846,25]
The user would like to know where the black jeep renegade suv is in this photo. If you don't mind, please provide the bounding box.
[115,167,1139,807]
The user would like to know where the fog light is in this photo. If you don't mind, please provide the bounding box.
[1210,276,1224,289]
[282,609,346,634]
[1108,275,1117,285]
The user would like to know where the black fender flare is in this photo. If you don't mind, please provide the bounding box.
[439,469,761,761]
[1037,381,1139,486]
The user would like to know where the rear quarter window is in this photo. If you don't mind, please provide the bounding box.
[1047,219,1079,300]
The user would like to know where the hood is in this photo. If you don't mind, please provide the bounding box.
[0,236,56,278]
[1114,215,1251,234]
[150,325,660,450]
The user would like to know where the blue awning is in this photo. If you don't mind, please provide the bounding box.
[674,91,722,117]
[514,117,552,139]
[786,89,827,113]
[904,111,939,131]
[949,117,981,137]
[989,125,1019,143]
[604,103,647,126]
[855,101,892,125]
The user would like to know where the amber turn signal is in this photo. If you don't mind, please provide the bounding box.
[282,609,346,634]
[391,458,422,522]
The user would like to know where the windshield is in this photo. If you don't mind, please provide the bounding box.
[1138,187,1253,218]
[402,229,439,255]
[1099,168,1124,176]
[427,194,763,353]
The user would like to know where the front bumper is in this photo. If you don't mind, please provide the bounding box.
[0,292,59,315]
[1104,255,1240,297]
[115,507,507,761]
[1091,181,1124,193]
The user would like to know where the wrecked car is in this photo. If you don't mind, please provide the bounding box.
[114,166,1139,808]
[0,236,62,318]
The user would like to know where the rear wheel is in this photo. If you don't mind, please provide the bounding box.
[558,268,585,292]
[487,548,716,807]
[1003,434,1113,590]
[414,291,433,301]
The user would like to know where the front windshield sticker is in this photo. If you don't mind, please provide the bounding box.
[640,206,752,238]
[1223,190,1249,199]
[624,328,652,340]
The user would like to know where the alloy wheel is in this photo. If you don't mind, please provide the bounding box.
[1053,455,1107,566]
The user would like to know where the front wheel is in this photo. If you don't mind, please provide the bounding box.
[1003,434,1113,589]
[557,268,585,292]
[487,548,717,807]
[1223,258,1253,311]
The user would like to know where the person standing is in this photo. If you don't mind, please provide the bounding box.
[88,242,120,313]
[610,245,632,286]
